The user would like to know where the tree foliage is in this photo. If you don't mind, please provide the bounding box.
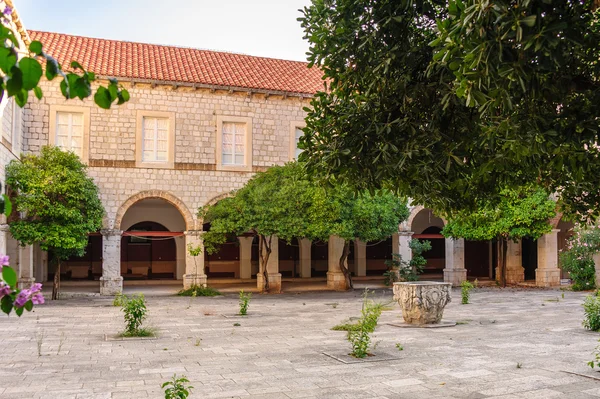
[299,0,600,221]
[442,187,556,285]
[6,146,104,298]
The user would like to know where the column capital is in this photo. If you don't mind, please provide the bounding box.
[550,229,561,234]
[397,231,414,237]
[101,229,123,237]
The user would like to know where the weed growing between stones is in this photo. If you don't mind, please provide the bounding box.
[347,290,383,358]
[178,286,221,297]
[162,374,193,399]
[396,343,404,351]
[119,293,154,337]
[460,281,474,304]
[239,290,251,315]
[588,341,600,370]
[331,322,360,331]
[112,293,126,307]
[583,294,600,331]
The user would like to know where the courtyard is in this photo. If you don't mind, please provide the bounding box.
[2,286,600,398]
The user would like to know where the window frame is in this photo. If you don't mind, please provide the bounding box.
[49,105,90,162]
[289,121,306,160]
[216,115,253,172]
[135,110,175,169]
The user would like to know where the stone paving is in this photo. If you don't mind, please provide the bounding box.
[2,286,600,398]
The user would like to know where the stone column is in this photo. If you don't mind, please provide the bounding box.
[183,230,207,289]
[505,239,524,283]
[238,236,253,280]
[0,223,9,255]
[327,235,348,291]
[354,239,366,277]
[443,237,467,286]
[17,244,35,289]
[257,236,281,293]
[298,238,312,278]
[393,231,414,264]
[100,229,123,295]
[536,229,561,287]
[594,253,600,288]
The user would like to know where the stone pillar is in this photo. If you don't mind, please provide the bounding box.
[257,236,281,293]
[443,237,467,286]
[536,229,561,287]
[17,244,35,289]
[0,223,8,255]
[183,230,207,289]
[506,240,524,283]
[354,239,366,277]
[594,253,600,288]
[238,236,253,280]
[393,231,414,264]
[100,229,123,296]
[298,238,312,278]
[327,235,349,291]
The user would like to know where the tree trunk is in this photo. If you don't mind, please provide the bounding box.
[259,235,271,292]
[338,241,353,290]
[52,258,61,300]
[500,237,507,288]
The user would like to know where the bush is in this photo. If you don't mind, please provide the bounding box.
[120,294,151,337]
[178,286,221,297]
[560,227,600,291]
[239,290,251,315]
[383,239,431,285]
[460,281,474,304]
[583,294,600,331]
[162,374,193,399]
[347,290,383,358]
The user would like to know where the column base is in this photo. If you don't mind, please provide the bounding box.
[17,278,35,290]
[495,266,525,284]
[100,276,123,296]
[257,273,282,293]
[443,269,467,286]
[327,271,349,291]
[183,274,207,290]
[536,268,561,287]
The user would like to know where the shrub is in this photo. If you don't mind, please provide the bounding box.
[460,281,474,304]
[178,286,221,297]
[347,290,383,358]
[583,294,600,331]
[331,322,360,331]
[113,293,126,307]
[239,290,251,315]
[560,227,600,291]
[383,239,431,285]
[162,374,193,399]
[120,294,150,337]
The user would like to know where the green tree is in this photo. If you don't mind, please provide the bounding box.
[201,162,315,292]
[299,0,600,221]
[306,185,409,289]
[442,187,556,287]
[6,146,104,300]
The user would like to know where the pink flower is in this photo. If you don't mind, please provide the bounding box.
[31,293,44,305]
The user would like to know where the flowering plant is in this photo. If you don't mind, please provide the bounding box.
[0,256,44,316]
[560,227,600,291]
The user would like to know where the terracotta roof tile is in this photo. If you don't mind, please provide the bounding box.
[29,31,324,95]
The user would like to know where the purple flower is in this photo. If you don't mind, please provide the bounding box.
[3,6,12,16]
[31,293,44,305]
[14,290,29,308]
[0,255,9,266]
[30,283,42,293]
[0,282,10,298]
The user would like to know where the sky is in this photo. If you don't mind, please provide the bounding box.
[14,0,313,61]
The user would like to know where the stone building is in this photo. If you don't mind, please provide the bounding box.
[0,3,574,294]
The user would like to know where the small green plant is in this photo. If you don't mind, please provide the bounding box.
[331,322,360,331]
[120,294,152,337]
[516,362,522,369]
[396,343,404,351]
[178,286,221,297]
[562,292,565,299]
[113,293,126,307]
[162,374,193,399]
[239,290,252,315]
[588,340,600,370]
[347,290,383,358]
[383,239,431,285]
[473,278,479,288]
[233,322,241,327]
[583,294,600,331]
[194,338,201,347]
[560,227,600,291]
[460,281,474,304]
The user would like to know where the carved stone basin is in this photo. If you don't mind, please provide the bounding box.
[393,281,452,325]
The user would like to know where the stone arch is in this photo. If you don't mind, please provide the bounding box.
[406,205,447,232]
[113,190,195,231]
[549,212,563,229]
[204,191,234,208]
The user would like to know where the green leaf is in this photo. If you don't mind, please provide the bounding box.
[521,15,537,27]
[108,84,118,101]
[2,266,17,287]
[24,300,33,311]
[70,61,84,70]
[14,89,28,107]
[19,57,43,90]
[0,295,13,315]
[15,306,23,317]
[45,57,59,80]
[0,47,16,74]
[94,86,112,109]
[6,67,22,96]
[29,41,43,55]
[2,194,12,217]
[33,86,43,100]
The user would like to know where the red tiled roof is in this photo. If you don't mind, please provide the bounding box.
[29,31,324,95]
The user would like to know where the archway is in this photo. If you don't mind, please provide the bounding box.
[411,208,446,277]
[120,198,187,280]
[202,221,241,279]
